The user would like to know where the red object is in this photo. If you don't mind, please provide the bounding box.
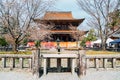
[27,42,35,47]
[85,41,91,47]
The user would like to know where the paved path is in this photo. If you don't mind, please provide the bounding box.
[0,69,120,80]
[40,73,80,80]
[81,69,120,80]
[0,71,34,80]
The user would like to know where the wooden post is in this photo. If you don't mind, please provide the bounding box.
[95,58,99,70]
[2,58,6,68]
[112,58,116,68]
[19,58,23,69]
[104,58,107,69]
[32,49,40,77]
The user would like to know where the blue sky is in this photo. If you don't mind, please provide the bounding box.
[50,0,90,30]
[53,0,87,18]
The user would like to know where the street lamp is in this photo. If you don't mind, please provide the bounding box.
[56,38,60,52]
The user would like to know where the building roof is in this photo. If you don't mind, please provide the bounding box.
[34,11,85,26]
[42,11,74,20]
[110,39,120,44]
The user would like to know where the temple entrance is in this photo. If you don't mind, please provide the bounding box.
[41,54,77,75]
[46,58,72,73]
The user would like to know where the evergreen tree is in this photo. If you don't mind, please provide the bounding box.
[0,37,8,46]
[81,29,97,47]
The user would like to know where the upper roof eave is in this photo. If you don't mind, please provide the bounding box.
[33,18,85,23]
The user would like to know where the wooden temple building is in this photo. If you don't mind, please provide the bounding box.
[28,11,87,48]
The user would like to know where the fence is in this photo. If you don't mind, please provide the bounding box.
[0,47,12,51]
[0,50,120,78]
[0,54,32,69]
[86,55,120,69]
[0,50,39,78]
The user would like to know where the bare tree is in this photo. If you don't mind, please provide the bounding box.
[69,25,87,48]
[77,0,120,50]
[0,0,54,51]
[27,22,54,47]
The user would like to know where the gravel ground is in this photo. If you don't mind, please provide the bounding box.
[81,69,120,80]
[40,73,80,80]
[0,69,36,80]
[0,69,120,80]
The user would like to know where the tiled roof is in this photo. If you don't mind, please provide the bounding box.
[33,11,85,26]
[42,11,74,20]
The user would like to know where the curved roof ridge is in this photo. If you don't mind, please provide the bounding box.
[43,11,74,20]
[45,11,72,13]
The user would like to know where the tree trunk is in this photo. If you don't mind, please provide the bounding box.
[100,30,107,51]
[101,37,107,51]
[102,41,106,50]
[12,43,18,52]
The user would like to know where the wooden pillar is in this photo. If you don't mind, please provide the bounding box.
[19,58,23,69]
[2,58,6,68]
[95,58,99,70]
[112,58,116,68]
[43,58,47,75]
[29,58,32,69]
[71,59,75,74]
[104,58,107,69]
[57,58,61,72]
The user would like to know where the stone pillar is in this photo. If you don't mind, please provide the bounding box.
[100,58,104,68]
[2,58,6,68]
[19,58,23,69]
[29,58,32,69]
[57,58,61,72]
[67,58,71,71]
[10,58,15,69]
[95,58,99,70]
[104,59,108,69]
[71,59,75,74]
[112,58,116,68]
[32,49,40,77]
[43,58,47,75]
[47,58,50,68]
[86,58,89,69]
[78,50,86,76]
